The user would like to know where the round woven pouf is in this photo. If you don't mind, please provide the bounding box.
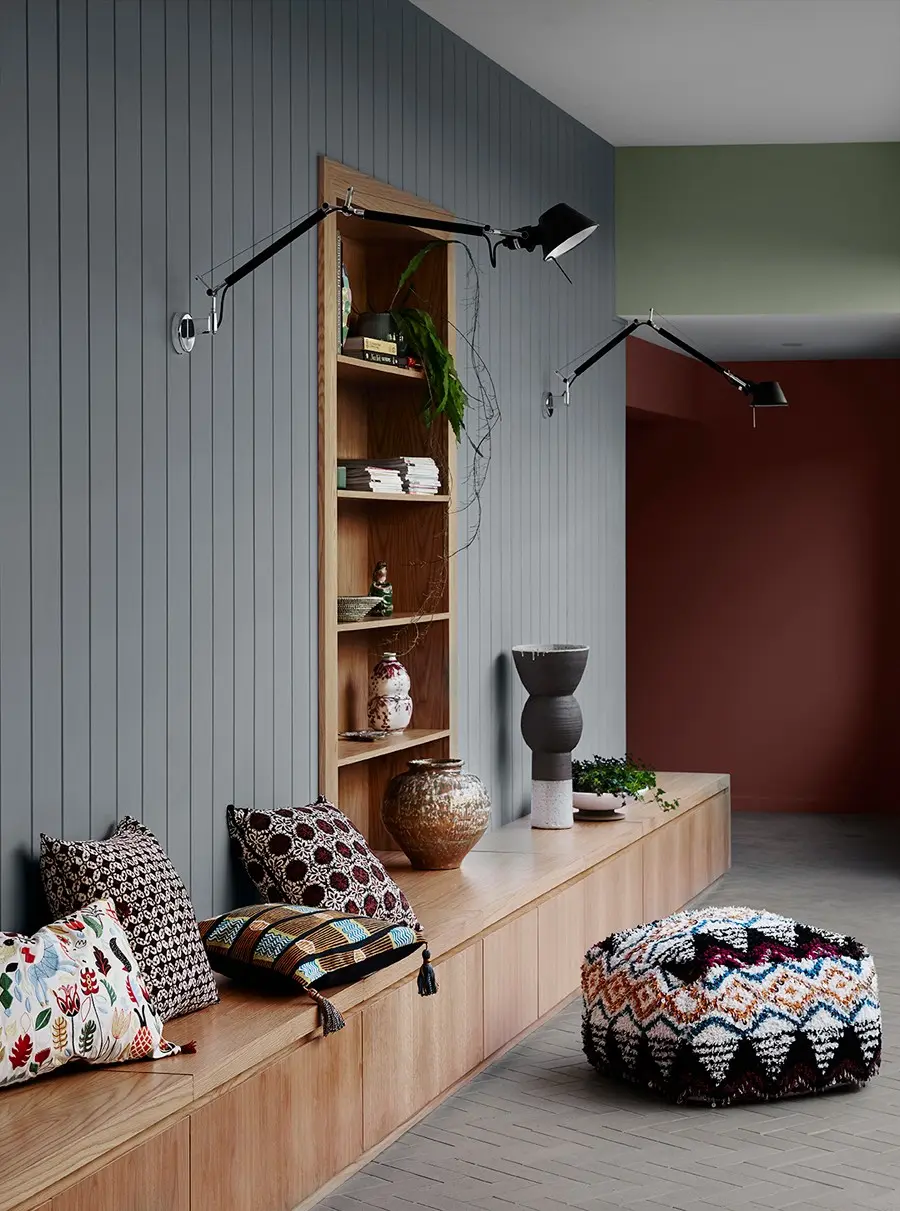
[582,905,881,1106]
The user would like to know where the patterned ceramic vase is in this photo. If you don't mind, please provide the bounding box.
[367,653,413,732]
[382,759,491,870]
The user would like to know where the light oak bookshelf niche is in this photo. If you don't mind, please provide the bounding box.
[318,158,457,849]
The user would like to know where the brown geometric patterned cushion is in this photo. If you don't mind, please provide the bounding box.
[226,798,420,931]
[40,817,219,1022]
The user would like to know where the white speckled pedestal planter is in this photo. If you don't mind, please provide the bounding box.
[532,779,575,829]
[512,644,589,832]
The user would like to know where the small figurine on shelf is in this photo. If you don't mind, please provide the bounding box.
[369,561,393,617]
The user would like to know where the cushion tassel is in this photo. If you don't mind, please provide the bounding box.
[179,1040,197,1054]
[417,949,438,996]
[307,986,346,1035]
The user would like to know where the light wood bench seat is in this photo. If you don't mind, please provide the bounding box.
[1,773,730,1211]
[0,1066,193,1211]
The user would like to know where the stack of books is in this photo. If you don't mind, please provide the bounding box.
[338,460,404,494]
[342,335,402,367]
[337,457,442,495]
[396,457,441,495]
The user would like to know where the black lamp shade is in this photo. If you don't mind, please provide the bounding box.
[748,380,788,407]
[527,203,598,260]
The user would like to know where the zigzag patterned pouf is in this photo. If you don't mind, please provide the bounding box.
[582,906,881,1106]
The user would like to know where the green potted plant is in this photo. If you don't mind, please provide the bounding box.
[390,243,467,441]
[571,755,679,815]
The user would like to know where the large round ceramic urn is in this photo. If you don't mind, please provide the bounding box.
[382,758,491,870]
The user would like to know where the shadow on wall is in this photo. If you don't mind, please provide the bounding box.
[492,652,513,825]
[626,340,900,813]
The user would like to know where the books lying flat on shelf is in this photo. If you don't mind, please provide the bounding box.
[338,457,441,495]
[338,461,405,494]
[396,457,441,495]
[343,335,398,356]
[345,351,395,366]
[340,348,422,369]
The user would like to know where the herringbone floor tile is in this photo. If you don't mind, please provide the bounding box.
[314,813,900,1210]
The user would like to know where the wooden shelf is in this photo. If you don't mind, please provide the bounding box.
[320,158,457,843]
[337,490,450,503]
[338,610,450,633]
[337,353,425,383]
[337,728,451,767]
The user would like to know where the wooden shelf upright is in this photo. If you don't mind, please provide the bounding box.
[317,158,457,847]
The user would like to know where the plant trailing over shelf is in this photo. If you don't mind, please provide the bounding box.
[571,755,680,812]
[390,243,467,440]
[371,237,499,662]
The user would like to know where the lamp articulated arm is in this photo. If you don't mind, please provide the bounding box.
[553,311,788,414]
[649,321,751,395]
[173,189,597,353]
[557,318,645,406]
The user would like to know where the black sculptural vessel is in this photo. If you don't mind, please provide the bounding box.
[512,644,589,828]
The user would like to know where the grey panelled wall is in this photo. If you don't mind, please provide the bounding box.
[0,0,623,930]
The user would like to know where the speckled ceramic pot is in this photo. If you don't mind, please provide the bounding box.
[367,652,413,732]
[382,759,491,870]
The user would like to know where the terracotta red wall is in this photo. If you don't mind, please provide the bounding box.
[626,339,900,811]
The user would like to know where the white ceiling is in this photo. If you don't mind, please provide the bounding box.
[412,0,900,146]
[629,314,900,362]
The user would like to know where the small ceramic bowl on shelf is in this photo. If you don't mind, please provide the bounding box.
[337,595,382,623]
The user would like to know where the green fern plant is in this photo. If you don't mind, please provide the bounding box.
[390,243,467,441]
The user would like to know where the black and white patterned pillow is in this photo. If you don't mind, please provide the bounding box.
[227,799,420,931]
[40,817,218,1021]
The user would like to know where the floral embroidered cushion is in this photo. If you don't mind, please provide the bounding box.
[227,799,420,931]
[199,902,435,1035]
[40,817,218,1021]
[0,899,191,1089]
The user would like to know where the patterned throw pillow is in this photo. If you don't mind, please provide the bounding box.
[40,817,218,1021]
[227,799,420,931]
[0,899,193,1089]
[200,903,435,1035]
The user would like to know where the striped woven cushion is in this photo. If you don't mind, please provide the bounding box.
[199,903,424,993]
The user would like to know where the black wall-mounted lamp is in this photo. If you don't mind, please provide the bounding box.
[173,189,597,353]
[547,310,788,422]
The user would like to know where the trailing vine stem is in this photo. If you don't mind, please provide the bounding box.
[390,238,499,555]
[377,239,499,660]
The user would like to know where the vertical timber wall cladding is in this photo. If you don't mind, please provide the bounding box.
[0,0,622,928]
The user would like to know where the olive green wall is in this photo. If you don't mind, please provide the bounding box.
[616,143,900,317]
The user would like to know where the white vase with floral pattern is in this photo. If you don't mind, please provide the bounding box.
[368,652,413,732]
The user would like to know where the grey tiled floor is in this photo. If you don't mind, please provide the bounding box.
[316,813,900,1211]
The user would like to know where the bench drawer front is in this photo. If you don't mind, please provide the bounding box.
[538,845,644,1015]
[643,791,731,921]
[52,1120,189,1211]
[190,1016,362,1211]
[362,942,483,1149]
[483,908,539,1057]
